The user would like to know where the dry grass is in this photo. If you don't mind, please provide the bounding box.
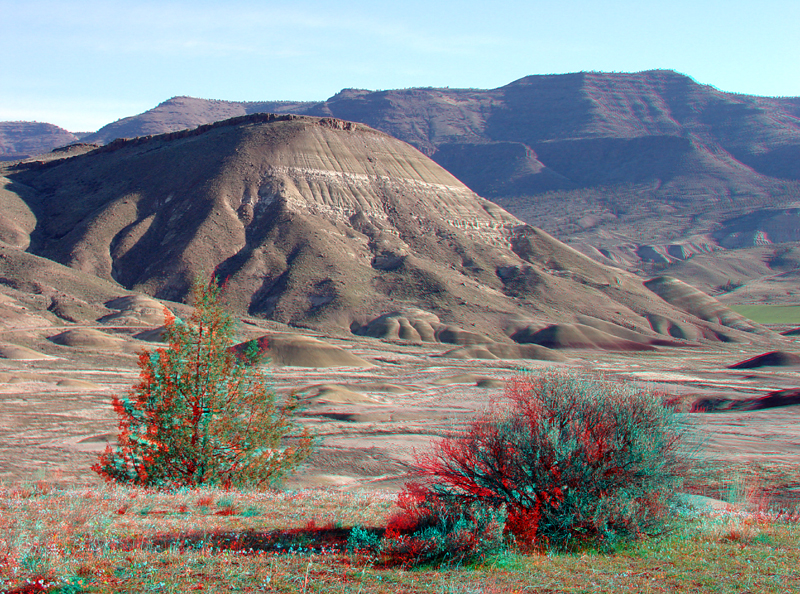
[681,461,800,511]
[1,473,799,594]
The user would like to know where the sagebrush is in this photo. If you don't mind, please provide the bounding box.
[349,482,506,566]
[414,369,687,549]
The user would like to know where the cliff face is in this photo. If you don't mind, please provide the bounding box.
[310,72,800,248]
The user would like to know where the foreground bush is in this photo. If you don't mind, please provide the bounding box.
[414,369,687,550]
[349,482,506,566]
[93,277,311,489]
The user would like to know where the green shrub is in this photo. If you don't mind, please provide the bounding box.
[415,369,687,550]
[93,277,312,489]
[347,525,382,553]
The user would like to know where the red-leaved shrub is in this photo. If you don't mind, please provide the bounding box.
[348,481,506,567]
[414,369,687,550]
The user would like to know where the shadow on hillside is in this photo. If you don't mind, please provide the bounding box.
[665,389,800,413]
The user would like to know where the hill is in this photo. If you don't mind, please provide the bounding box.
[304,71,800,255]
[1,113,775,345]
[80,97,316,145]
[24,71,797,264]
[0,122,81,160]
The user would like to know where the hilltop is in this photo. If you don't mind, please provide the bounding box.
[0,121,81,161]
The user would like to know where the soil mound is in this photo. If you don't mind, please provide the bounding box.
[476,378,504,388]
[644,276,766,336]
[432,374,503,386]
[575,315,684,347]
[692,389,800,412]
[0,343,53,360]
[355,309,440,342]
[0,372,42,384]
[645,314,701,341]
[48,293,109,324]
[434,342,566,361]
[729,351,800,369]
[56,379,103,389]
[511,323,655,351]
[355,309,492,345]
[238,334,373,368]
[351,382,416,394]
[100,295,167,325]
[47,329,128,351]
[302,384,383,405]
[133,326,167,342]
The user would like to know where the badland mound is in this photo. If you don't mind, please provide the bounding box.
[1,113,782,347]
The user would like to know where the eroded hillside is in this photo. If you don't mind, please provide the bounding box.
[0,113,782,348]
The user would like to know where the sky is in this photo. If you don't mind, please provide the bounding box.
[2,0,799,132]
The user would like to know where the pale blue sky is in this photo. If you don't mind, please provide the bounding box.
[2,0,798,132]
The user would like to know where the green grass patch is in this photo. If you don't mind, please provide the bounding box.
[728,304,800,324]
[1,478,799,593]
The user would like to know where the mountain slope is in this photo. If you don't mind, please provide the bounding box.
[309,72,800,251]
[33,70,799,256]
[2,113,778,344]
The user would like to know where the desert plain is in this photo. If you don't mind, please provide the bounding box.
[2,296,800,507]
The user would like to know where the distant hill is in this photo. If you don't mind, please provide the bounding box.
[0,122,80,160]
[302,71,800,259]
[4,71,800,268]
[1,112,773,345]
[80,97,316,145]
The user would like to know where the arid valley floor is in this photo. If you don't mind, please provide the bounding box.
[2,308,800,505]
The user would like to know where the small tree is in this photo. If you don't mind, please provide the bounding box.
[412,369,687,550]
[93,277,312,489]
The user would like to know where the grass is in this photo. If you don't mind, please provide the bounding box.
[2,468,799,594]
[728,304,800,325]
[680,460,800,510]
